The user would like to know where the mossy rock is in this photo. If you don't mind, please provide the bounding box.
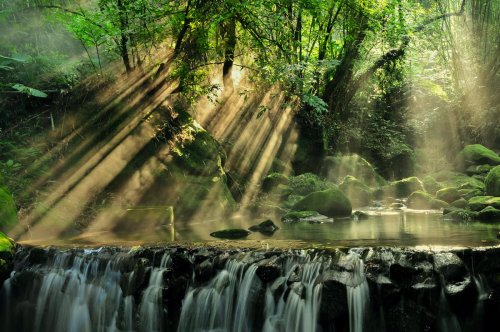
[407,191,449,210]
[262,173,289,192]
[422,176,443,196]
[456,144,500,171]
[485,165,500,196]
[458,188,484,200]
[468,196,500,211]
[436,187,461,203]
[248,219,279,235]
[0,187,17,231]
[465,164,493,176]
[437,173,485,192]
[281,210,319,223]
[339,176,373,207]
[0,232,15,253]
[476,206,500,222]
[172,122,226,177]
[287,173,336,196]
[451,198,468,209]
[387,177,425,198]
[443,208,479,222]
[321,154,386,187]
[292,188,352,218]
[210,229,250,239]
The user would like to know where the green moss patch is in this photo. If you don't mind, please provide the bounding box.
[292,188,352,218]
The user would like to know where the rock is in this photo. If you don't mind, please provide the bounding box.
[286,173,336,196]
[339,176,373,207]
[456,144,500,171]
[256,257,282,282]
[433,252,472,299]
[121,258,151,297]
[292,188,352,218]
[422,175,442,195]
[458,188,484,200]
[485,165,500,196]
[352,211,369,220]
[407,191,449,209]
[476,206,500,221]
[436,187,461,203]
[194,259,214,283]
[0,232,15,283]
[387,177,425,198]
[465,164,494,176]
[281,210,332,224]
[390,202,406,210]
[468,196,500,211]
[210,229,251,239]
[443,208,478,221]
[0,186,17,231]
[450,198,468,209]
[262,173,289,192]
[248,219,279,235]
[321,154,386,187]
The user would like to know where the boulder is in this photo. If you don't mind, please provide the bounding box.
[465,164,493,176]
[210,229,251,239]
[352,211,369,220]
[443,208,478,221]
[476,206,500,221]
[456,144,500,171]
[436,187,461,203]
[321,154,386,187]
[339,176,373,207]
[422,175,442,195]
[256,257,282,282]
[450,198,468,209]
[407,191,448,210]
[485,165,500,196]
[0,186,17,231]
[468,196,500,211]
[292,188,352,218]
[248,219,279,235]
[262,173,289,192]
[387,177,425,198]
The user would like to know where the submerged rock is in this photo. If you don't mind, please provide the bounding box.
[292,188,352,218]
[210,229,251,239]
[485,165,500,196]
[248,219,279,235]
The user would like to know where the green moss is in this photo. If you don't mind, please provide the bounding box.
[443,208,478,222]
[436,187,461,203]
[451,198,468,209]
[476,206,500,222]
[281,210,319,223]
[456,144,500,171]
[387,177,425,198]
[485,165,500,196]
[292,188,352,218]
[339,176,373,207]
[422,175,443,195]
[287,173,336,196]
[262,173,289,192]
[468,196,500,211]
[407,191,449,210]
[465,164,493,176]
[0,232,15,253]
[0,187,17,231]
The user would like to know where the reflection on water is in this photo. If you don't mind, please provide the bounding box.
[19,210,500,247]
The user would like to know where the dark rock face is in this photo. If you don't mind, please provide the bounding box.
[1,245,499,332]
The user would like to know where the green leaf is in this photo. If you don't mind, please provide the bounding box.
[11,84,48,98]
[6,160,14,167]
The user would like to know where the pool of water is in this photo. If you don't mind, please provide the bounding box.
[29,208,496,248]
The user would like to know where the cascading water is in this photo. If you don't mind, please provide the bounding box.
[0,246,498,332]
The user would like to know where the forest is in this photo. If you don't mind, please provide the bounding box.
[0,0,500,331]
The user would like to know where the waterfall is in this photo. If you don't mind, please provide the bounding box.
[345,251,369,332]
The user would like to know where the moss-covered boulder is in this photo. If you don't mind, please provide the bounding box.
[0,186,17,232]
[210,229,250,239]
[407,191,449,210]
[476,206,500,222]
[436,187,461,203]
[443,208,478,221]
[468,196,500,211]
[339,176,373,207]
[485,165,500,196]
[456,144,500,171]
[458,188,484,200]
[422,176,443,196]
[451,198,468,209]
[281,210,332,223]
[465,164,493,176]
[387,177,425,198]
[321,154,386,187]
[292,188,352,218]
[262,173,289,192]
[287,173,335,196]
